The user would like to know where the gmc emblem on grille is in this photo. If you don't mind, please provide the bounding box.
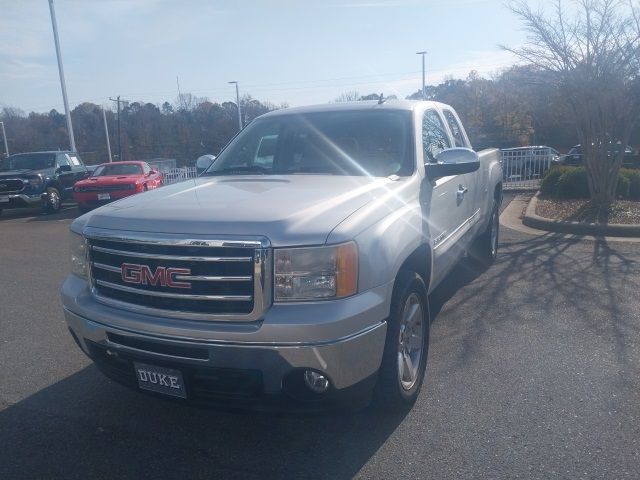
[121,263,192,289]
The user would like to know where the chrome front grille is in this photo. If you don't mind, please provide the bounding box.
[0,179,25,194]
[84,227,271,321]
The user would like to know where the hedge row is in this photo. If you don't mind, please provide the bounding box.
[540,166,640,200]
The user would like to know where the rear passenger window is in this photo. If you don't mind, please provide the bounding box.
[67,155,81,167]
[443,110,467,148]
[57,154,70,168]
[422,110,450,163]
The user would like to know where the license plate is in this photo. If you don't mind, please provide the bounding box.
[0,196,8,203]
[97,193,110,200]
[134,362,187,399]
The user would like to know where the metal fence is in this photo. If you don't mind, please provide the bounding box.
[501,147,557,189]
[160,166,198,185]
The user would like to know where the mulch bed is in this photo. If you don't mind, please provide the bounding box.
[536,197,640,225]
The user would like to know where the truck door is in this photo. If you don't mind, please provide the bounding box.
[67,153,88,184]
[421,109,471,288]
[442,108,483,237]
[55,153,75,198]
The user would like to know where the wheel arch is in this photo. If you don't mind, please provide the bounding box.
[395,243,432,293]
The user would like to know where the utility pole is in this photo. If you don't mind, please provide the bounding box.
[102,108,112,162]
[0,121,8,157]
[416,51,427,100]
[48,0,76,152]
[109,96,122,160]
[228,81,242,131]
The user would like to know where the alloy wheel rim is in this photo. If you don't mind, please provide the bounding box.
[50,192,60,210]
[397,293,424,391]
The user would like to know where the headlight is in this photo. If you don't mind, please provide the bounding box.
[274,242,357,301]
[70,231,88,278]
[27,176,42,189]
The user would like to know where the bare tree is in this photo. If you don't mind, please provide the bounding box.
[334,91,361,102]
[503,0,640,205]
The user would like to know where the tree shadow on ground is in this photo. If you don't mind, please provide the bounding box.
[0,365,408,479]
[0,204,80,222]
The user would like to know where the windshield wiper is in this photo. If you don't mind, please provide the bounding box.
[205,165,269,176]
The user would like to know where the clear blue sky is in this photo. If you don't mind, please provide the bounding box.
[0,0,526,113]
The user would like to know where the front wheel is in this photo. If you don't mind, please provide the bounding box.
[374,270,430,411]
[470,199,499,266]
[43,187,62,214]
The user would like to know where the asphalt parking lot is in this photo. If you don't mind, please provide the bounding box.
[1,196,639,479]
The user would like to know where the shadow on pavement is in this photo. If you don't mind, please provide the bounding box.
[0,205,81,222]
[0,365,408,479]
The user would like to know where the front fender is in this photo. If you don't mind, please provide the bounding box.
[352,201,427,294]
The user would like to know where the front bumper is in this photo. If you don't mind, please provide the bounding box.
[0,193,43,209]
[74,191,136,208]
[62,276,391,409]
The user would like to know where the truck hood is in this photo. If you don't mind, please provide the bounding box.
[81,175,402,246]
[76,174,143,186]
[0,168,50,178]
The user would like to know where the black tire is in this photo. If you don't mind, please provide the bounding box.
[470,199,499,266]
[43,187,62,214]
[374,270,430,411]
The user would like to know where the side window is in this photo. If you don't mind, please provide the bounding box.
[57,154,70,168]
[67,154,81,167]
[422,110,451,163]
[443,110,467,148]
[142,163,151,174]
[254,135,278,167]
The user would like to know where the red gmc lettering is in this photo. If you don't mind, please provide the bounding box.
[121,263,191,289]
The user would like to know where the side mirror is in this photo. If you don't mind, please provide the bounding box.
[57,164,72,173]
[426,148,480,180]
[196,155,216,174]
[148,170,157,176]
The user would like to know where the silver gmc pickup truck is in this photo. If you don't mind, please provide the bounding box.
[61,100,502,411]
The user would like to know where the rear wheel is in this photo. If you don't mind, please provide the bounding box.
[470,199,499,266]
[375,270,430,411]
[43,187,61,214]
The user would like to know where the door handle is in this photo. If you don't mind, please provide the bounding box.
[457,185,468,199]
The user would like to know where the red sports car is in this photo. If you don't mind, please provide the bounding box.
[73,161,163,213]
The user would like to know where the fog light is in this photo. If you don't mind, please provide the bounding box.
[303,370,329,394]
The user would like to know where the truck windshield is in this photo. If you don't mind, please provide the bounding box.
[92,164,143,176]
[204,110,414,177]
[0,153,56,171]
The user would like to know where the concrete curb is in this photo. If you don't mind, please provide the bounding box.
[523,193,640,237]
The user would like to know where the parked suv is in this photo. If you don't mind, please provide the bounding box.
[0,151,89,215]
[558,144,639,167]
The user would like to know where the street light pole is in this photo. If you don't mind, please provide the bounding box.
[109,96,122,160]
[0,121,8,157]
[416,51,427,100]
[228,81,242,131]
[48,0,76,152]
[102,108,113,162]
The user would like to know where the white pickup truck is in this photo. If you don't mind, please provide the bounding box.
[61,100,502,411]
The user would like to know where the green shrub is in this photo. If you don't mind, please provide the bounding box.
[556,168,590,198]
[541,166,640,199]
[540,166,569,195]
[616,174,630,198]
[620,169,640,200]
